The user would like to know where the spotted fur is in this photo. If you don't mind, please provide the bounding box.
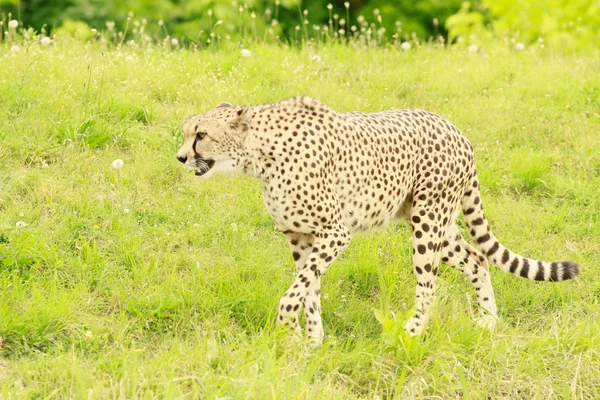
[176,96,579,343]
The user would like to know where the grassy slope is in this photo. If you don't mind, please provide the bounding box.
[0,41,599,398]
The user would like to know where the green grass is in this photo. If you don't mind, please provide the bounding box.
[1,39,599,398]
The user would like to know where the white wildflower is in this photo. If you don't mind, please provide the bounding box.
[106,21,115,31]
[112,159,124,169]
[10,45,20,53]
[171,38,179,46]
[40,37,52,45]
[401,41,411,51]
[468,44,479,53]
[8,20,18,29]
[327,3,333,10]
[241,48,251,57]
[16,221,27,228]
[311,55,321,62]
[125,55,133,63]
[207,9,213,17]
[514,42,525,51]
[123,208,131,214]
[344,2,350,9]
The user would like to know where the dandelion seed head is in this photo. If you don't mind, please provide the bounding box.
[344,2,350,9]
[125,55,133,62]
[327,3,333,10]
[468,44,479,53]
[514,42,525,51]
[241,48,251,57]
[8,20,18,29]
[112,159,124,169]
[10,45,20,53]
[40,37,52,45]
[106,21,115,31]
[401,41,411,51]
[171,38,179,46]
[16,221,27,228]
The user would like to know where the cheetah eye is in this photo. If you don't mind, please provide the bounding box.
[196,130,208,140]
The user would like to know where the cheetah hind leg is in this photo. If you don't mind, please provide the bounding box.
[442,225,498,331]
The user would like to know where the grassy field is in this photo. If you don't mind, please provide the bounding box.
[1,38,599,398]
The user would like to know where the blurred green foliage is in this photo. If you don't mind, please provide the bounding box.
[447,0,600,48]
[1,0,599,47]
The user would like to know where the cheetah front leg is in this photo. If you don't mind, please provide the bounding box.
[284,232,324,341]
[278,228,351,344]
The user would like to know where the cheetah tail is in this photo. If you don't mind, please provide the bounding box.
[460,172,580,282]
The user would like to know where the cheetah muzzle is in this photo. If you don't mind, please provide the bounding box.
[176,96,580,344]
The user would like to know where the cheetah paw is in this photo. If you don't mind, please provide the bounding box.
[475,314,497,332]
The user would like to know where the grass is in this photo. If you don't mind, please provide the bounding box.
[0,37,599,398]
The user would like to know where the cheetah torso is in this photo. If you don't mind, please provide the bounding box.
[247,97,474,233]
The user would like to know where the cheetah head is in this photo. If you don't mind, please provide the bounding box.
[176,102,251,178]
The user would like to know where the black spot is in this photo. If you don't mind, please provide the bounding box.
[286,305,292,312]
[477,233,491,244]
[487,241,499,257]
[501,249,510,264]
[415,266,423,274]
[535,261,545,281]
[520,258,530,278]
[509,258,519,273]
[424,263,431,272]
[293,252,301,261]
[417,245,426,254]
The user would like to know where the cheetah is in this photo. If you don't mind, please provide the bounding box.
[176,96,579,343]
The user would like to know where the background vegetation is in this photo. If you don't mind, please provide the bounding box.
[1,1,599,399]
[1,0,600,48]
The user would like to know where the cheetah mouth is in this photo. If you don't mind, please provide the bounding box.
[193,158,215,176]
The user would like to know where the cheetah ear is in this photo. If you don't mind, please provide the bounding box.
[231,107,252,129]
[215,102,232,109]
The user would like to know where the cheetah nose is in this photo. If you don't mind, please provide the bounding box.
[176,155,187,164]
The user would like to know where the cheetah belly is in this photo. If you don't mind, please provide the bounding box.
[336,181,411,233]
